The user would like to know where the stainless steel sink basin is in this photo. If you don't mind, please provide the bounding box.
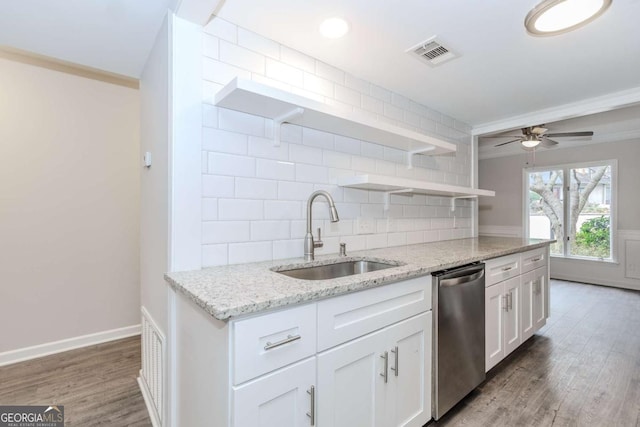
[273,259,399,280]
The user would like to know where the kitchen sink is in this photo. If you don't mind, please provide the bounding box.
[273,259,400,280]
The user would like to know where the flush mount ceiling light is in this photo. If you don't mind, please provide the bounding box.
[521,134,541,148]
[319,17,349,39]
[525,0,612,36]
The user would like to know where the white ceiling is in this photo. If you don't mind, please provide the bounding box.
[0,0,170,77]
[1,0,639,134]
[214,0,640,127]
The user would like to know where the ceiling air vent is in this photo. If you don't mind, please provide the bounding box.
[406,37,457,66]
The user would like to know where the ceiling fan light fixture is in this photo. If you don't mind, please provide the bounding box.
[521,134,541,148]
[319,17,350,39]
[525,0,612,36]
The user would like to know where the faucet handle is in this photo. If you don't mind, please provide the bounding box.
[314,227,324,248]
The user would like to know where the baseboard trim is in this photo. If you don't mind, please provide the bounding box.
[551,273,640,292]
[138,374,162,427]
[0,324,141,367]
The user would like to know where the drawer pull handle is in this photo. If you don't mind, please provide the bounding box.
[531,257,542,262]
[501,266,513,272]
[264,334,301,351]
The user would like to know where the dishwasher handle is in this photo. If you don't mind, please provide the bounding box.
[439,268,485,287]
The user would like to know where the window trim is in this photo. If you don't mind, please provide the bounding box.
[522,159,618,262]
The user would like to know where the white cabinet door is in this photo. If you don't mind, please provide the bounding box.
[520,270,535,342]
[232,357,316,427]
[317,326,387,427]
[485,282,504,372]
[385,312,431,427]
[503,276,521,357]
[532,267,547,331]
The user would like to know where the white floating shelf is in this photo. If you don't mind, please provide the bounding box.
[337,174,496,198]
[215,78,457,156]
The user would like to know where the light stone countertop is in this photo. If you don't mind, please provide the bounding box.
[165,236,553,321]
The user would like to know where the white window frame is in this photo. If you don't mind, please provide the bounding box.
[523,159,618,262]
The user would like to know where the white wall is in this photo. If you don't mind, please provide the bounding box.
[201,18,475,266]
[478,139,640,290]
[0,56,140,355]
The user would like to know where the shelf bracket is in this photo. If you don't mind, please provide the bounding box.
[384,189,414,211]
[272,107,304,146]
[407,146,436,169]
[450,195,477,212]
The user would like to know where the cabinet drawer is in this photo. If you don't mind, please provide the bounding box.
[231,303,316,385]
[520,247,547,273]
[485,253,521,286]
[317,276,431,351]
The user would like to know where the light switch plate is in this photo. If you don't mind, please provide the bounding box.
[356,217,375,235]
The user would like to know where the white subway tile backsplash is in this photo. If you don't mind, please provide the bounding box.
[238,28,280,59]
[220,41,265,74]
[264,200,302,220]
[198,22,473,265]
[281,47,315,73]
[315,61,344,84]
[235,177,278,199]
[228,241,272,264]
[203,58,250,85]
[295,164,328,184]
[277,181,314,200]
[251,220,290,241]
[203,128,248,154]
[334,85,361,107]
[265,59,304,87]
[218,108,265,137]
[256,159,295,180]
[203,221,250,244]
[203,175,234,198]
[204,17,237,43]
[208,152,255,177]
[203,34,219,59]
[219,199,263,220]
[202,198,218,221]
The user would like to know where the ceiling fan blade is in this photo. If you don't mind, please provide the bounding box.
[540,137,559,147]
[494,139,521,147]
[545,131,594,138]
[481,135,523,139]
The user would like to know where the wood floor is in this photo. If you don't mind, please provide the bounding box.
[0,336,151,426]
[434,280,640,427]
[1,280,638,426]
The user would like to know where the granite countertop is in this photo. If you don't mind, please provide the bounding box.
[165,236,553,321]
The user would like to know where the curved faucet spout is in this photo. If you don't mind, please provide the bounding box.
[304,190,340,261]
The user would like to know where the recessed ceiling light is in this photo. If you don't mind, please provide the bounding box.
[525,0,612,36]
[319,17,349,39]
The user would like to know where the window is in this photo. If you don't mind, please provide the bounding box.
[525,160,616,261]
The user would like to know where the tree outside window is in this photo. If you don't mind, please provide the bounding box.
[526,162,614,260]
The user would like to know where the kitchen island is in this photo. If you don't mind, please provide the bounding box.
[165,236,553,427]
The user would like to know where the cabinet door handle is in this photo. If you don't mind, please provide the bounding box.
[503,295,509,311]
[306,386,315,426]
[264,334,301,351]
[380,351,389,383]
[508,291,513,310]
[390,346,399,377]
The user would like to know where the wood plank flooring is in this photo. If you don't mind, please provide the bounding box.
[434,280,640,427]
[0,280,638,426]
[0,336,151,426]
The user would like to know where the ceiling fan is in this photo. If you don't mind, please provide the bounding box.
[486,126,594,150]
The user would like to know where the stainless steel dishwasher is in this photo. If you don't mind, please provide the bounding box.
[432,262,485,420]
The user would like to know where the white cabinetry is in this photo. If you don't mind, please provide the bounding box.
[317,313,431,427]
[484,247,550,373]
[173,275,432,427]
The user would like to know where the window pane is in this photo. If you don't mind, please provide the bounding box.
[569,165,611,259]
[528,170,564,255]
